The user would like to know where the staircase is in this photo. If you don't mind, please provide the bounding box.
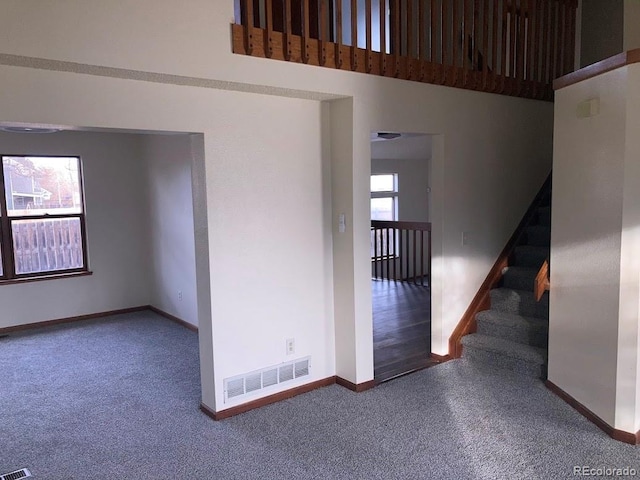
[460,193,551,379]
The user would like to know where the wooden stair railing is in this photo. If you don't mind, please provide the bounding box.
[232,0,579,101]
[371,220,431,286]
[534,259,550,301]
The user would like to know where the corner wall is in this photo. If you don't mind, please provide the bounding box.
[141,134,198,327]
[551,62,640,435]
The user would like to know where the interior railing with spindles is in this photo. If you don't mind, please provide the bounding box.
[371,220,431,286]
[232,0,577,101]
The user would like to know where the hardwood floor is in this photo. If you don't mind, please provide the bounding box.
[373,278,436,383]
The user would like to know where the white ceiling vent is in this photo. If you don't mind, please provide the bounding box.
[223,356,311,403]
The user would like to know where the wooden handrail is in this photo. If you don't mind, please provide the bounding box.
[534,259,550,301]
[232,0,578,101]
[371,220,431,231]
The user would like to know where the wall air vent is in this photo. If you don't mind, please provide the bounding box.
[223,356,311,403]
[1,468,32,480]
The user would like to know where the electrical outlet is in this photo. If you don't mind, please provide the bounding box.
[286,338,295,355]
[178,291,183,301]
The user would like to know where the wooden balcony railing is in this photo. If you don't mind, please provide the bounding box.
[232,0,577,101]
[371,220,431,285]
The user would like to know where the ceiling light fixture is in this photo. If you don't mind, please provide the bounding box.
[377,132,402,140]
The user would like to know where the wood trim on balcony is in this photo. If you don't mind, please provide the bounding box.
[554,49,640,90]
[231,24,554,101]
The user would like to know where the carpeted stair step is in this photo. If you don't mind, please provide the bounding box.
[501,266,538,291]
[512,245,549,268]
[476,310,548,348]
[490,287,549,319]
[537,206,551,226]
[461,333,547,378]
[525,225,551,247]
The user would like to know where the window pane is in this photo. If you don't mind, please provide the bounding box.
[3,156,83,217]
[370,174,395,192]
[12,217,84,275]
[371,197,395,220]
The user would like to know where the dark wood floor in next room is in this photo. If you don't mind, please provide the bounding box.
[372,279,435,383]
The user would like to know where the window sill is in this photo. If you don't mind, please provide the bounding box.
[0,270,93,286]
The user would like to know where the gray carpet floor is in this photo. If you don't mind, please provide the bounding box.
[1,311,638,479]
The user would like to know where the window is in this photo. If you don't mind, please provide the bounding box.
[0,156,87,280]
[370,174,398,220]
[371,173,398,259]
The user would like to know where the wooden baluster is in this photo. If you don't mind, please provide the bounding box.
[393,0,400,77]
[413,229,417,284]
[516,0,526,94]
[336,0,343,68]
[284,0,293,60]
[366,0,372,72]
[463,0,471,87]
[399,229,403,279]
[380,0,386,75]
[374,228,379,278]
[482,0,489,90]
[499,0,508,93]
[392,227,396,280]
[567,0,576,73]
[529,0,539,93]
[319,0,328,65]
[474,0,480,88]
[427,229,431,284]
[302,0,311,63]
[431,0,437,82]
[549,0,558,81]
[508,0,516,81]
[442,0,451,85]
[407,0,414,79]
[351,0,358,70]
[243,0,254,55]
[453,0,460,86]
[386,228,391,280]
[404,229,409,280]
[559,0,567,76]
[420,230,424,286]
[491,0,498,91]
[419,0,426,81]
[264,0,274,58]
[540,0,549,90]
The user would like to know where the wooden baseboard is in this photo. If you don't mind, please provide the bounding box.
[335,376,377,392]
[0,306,149,335]
[0,305,198,336]
[148,305,198,332]
[545,380,640,445]
[430,353,452,363]
[203,376,337,420]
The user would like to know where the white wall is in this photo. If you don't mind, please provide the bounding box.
[141,135,198,327]
[551,63,640,434]
[0,130,150,328]
[0,0,553,410]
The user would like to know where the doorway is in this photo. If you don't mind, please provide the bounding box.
[370,131,435,382]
